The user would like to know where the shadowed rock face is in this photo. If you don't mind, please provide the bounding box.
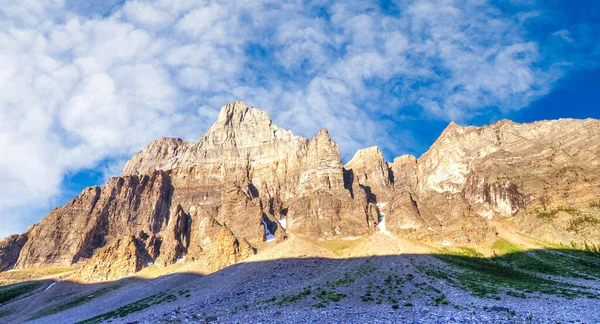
[0,234,27,271]
[2,102,600,281]
[345,146,392,200]
[14,171,172,270]
[78,235,149,283]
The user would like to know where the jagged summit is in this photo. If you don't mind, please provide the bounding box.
[1,101,600,287]
[200,101,297,149]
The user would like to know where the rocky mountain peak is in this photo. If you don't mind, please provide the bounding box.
[438,121,464,139]
[200,102,300,150]
[207,101,272,133]
[1,101,600,287]
[316,127,331,138]
[345,146,391,198]
[347,146,383,164]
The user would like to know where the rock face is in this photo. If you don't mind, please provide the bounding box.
[0,234,28,271]
[389,154,418,192]
[298,128,346,196]
[345,146,392,200]
[2,102,600,281]
[78,236,149,283]
[14,171,172,269]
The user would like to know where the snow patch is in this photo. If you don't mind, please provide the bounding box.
[176,257,185,263]
[147,261,154,266]
[375,202,391,236]
[442,241,453,246]
[44,282,56,292]
[377,212,391,236]
[279,217,286,230]
[428,227,433,231]
[262,218,275,242]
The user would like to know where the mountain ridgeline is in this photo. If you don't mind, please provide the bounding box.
[2,102,600,282]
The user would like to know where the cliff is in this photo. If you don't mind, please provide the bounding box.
[1,102,599,281]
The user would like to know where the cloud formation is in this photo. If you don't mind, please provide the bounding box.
[0,0,592,238]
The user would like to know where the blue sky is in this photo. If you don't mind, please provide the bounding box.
[0,0,599,239]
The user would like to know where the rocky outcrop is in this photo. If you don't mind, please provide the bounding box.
[298,128,347,196]
[2,102,600,281]
[286,191,374,238]
[154,205,190,267]
[345,146,392,200]
[417,119,600,212]
[79,236,149,283]
[389,154,417,192]
[205,226,255,271]
[0,234,28,271]
[14,171,172,269]
[463,175,526,218]
[384,191,426,231]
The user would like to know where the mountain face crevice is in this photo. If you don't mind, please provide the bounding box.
[2,102,600,282]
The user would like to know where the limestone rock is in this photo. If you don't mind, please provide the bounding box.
[389,154,417,192]
[286,191,372,238]
[154,205,190,267]
[216,185,269,244]
[0,234,28,271]
[205,225,255,271]
[2,101,600,282]
[79,236,149,283]
[299,128,347,197]
[14,171,172,269]
[344,146,392,200]
[384,191,426,231]
[122,102,309,207]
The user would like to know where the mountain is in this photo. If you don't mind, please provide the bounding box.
[1,102,600,323]
[1,101,600,283]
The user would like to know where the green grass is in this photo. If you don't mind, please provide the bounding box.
[430,246,600,300]
[492,239,522,254]
[531,250,600,279]
[276,287,312,305]
[0,282,44,304]
[301,237,365,257]
[30,283,125,320]
[76,292,177,324]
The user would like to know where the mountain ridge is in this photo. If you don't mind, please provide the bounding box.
[1,101,600,283]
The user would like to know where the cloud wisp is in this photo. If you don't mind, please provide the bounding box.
[0,0,593,238]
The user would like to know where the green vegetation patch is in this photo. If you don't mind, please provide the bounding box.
[429,246,600,300]
[530,250,600,280]
[491,239,522,254]
[535,206,579,220]
[301,237,366,257]
[76,292,177,324]
[276,287,312,305]
[566,215,600,232]
[0,281,44,304]
[30,282,126,320]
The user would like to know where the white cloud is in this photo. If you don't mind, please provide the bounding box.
[553,29,574,42]
[0,0,589,238]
